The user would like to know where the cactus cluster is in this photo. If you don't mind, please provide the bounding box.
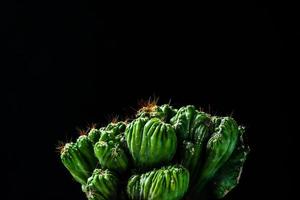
[59,103,249,200]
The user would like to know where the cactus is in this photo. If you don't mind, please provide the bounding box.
[127,165,189,200]
[59,103,249,200]
[170,105,212,185]
[210,126,250,199]
[191,116,240,196]
[87,128,101,144]
[125,117,177,168]
[84,168,119,200]
[60,135,97,185]
[94,122,129,172]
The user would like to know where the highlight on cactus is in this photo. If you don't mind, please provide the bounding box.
[58,101,250,200]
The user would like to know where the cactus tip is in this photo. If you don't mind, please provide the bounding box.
[138,97,159,113]
[76,127,88,136]
[87,123,97,130]
[111,115,119,123]
[56,140,66,154]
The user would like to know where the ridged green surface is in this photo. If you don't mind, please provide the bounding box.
[84,169,119,200]
[192,116,240,195]
[125,117,177,168]
[211,126,250,198]
[127,165,189,200]
[87,128,101,144]
[60,135,97,184]
[59,103,249,200]
[170,105,212,185]
[94,122,129,172]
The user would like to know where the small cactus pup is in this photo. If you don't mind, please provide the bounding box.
[87,128,102,144]
[137,102,178,123]
[125,117,177,168]
[210,126,250,199]
[84,168,119,200]
[127,165,190,200]
[191,116,240,196]
[94,121,129,173]
[170,105,212,186]
[60,135,98,185]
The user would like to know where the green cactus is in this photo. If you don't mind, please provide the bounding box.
[210,126,250,199]
[125,117,177,168]
[59,103,249,200]
[137,104,178,122]
[84,168,119,200]
[94,122,129,172]
[170,105,212,185]
[191,116,240,195]
[60,135,98,184]
[88,128,102,144]
[127,165,189,200]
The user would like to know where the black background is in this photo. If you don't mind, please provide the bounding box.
[4,1,289,200]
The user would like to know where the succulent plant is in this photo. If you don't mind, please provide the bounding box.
[84,168,119,200]
[191,116,240,196]
[127,165,189,200]
[210,126,250,199]
[94,121,129,172]
[60,135,98,185]
[125,117,177,168]
[59,103,249,200]
[170,105,212,185]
